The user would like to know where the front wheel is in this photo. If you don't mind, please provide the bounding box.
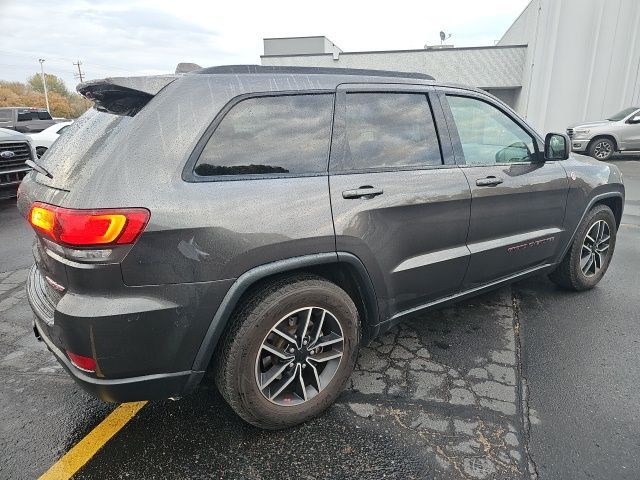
[549,204,617,291]
[588,138,615,160]
[214,274,360,429]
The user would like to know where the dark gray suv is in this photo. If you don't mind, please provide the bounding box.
[18,66,625,428]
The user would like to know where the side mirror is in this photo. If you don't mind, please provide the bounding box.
[544,133,570,160]
[628,115,640,124]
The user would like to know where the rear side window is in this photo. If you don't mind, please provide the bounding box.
[17,111,32,121]
[195,94,334,177]
[37,111,52,120]
[339,93,441,171]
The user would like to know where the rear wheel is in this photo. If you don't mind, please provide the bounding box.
[588,138,615,160]
[549,204,617,290]
[214,274,360,429]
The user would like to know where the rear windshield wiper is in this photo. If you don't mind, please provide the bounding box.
[26,159,53,179]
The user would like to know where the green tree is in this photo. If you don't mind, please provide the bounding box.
[28,73,71,98]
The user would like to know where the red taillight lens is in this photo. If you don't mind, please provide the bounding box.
[66,351,97,372]
[29,202,150,247]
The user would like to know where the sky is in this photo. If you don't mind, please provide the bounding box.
[0,0,530,91]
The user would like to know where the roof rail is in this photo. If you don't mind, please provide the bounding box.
[195,65,435,81]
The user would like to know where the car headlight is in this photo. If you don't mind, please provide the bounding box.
[573,129,590,137]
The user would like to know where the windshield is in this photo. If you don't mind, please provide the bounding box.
[607,107,639,121]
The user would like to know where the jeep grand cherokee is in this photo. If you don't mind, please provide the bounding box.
[18,65,624,428]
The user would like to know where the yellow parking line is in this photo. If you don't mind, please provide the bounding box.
[39,401,147,480]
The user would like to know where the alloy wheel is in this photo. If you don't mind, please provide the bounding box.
[254,306,344,406]
[593,140,612,159]
[580,220,610,277]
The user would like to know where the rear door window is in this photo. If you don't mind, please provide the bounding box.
[336,92,441,171]
[17,111,33,121]
[194,94,334,177]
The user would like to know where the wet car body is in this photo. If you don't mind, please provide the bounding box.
[17,66,624,406]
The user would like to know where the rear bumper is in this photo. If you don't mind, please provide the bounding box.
[26,264,228,402]
[32,316,203,402]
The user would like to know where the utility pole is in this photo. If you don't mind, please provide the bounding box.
[73,60,84,83]
[38,58,50,113]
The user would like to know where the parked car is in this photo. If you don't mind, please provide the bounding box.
[0,128,35,200]
[0,107,57,133]
[567,106,640,160]
[18,65,625,429]
[27,121,73,158]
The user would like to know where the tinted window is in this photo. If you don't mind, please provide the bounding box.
[607,107,639,121]
[37,111,52,120]
[447,95,536,165]
[17,111,33,121]
[340,93,441,170]
[195,94,334,177]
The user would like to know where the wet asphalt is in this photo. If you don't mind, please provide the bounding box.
[0,159,638,480]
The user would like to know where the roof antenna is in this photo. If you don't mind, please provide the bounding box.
[439,31,452,45]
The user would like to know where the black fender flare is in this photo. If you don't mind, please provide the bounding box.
[557,190,624,262]
[188,251,379,379]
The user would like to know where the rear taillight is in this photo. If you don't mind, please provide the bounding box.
[29,202,150,248]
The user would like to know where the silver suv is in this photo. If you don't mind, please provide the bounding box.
[567,106,640,160]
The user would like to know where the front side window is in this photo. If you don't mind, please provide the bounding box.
[37,111,52,120]
[339,93,441,171]
[195,94,334,177]
[447,95,536,165]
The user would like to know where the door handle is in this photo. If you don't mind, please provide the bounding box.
[475,176,504,187]
[342,186,384,199]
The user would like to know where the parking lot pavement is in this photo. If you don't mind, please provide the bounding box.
[0,254,529,479]
[0,268,115,480]
[72,288,528,480]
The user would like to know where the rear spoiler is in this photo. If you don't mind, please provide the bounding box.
[77,75,178,116]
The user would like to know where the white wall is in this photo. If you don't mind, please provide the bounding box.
[500,0,640,133]
[262,45,527,89]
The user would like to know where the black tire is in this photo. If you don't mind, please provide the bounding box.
[588,137,615,160]
[214,274,360,429]
[549,204,617,291]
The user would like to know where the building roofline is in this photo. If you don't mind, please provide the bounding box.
[264,35,334,41]
[261,43,528,58]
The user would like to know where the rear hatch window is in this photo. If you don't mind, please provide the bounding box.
[35,108,130,190]
[33,76,176,191]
